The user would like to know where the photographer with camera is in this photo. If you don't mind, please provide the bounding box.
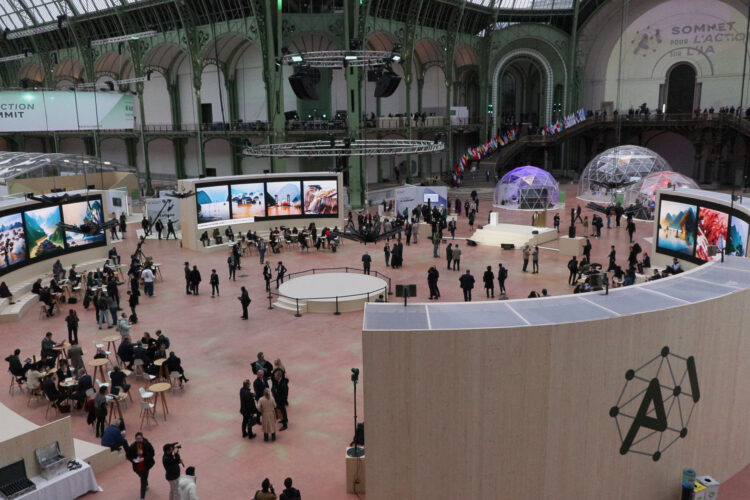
[162,442,184,500]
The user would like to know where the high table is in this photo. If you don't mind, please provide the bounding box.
[106,393,128,424]
[52,342,71,361]
[88,358,109,384]
[148,382,171,420]
[153,358,168,381]
[18,460,99,500]
[102,335,121,363]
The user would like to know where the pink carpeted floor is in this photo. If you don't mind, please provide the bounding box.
[1,183,747,499]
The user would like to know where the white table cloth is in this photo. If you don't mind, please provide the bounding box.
[19,461,99,500]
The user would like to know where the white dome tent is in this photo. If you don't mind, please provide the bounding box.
[577,145,670,203]
[624,171,699,214]
[493,166,559,210]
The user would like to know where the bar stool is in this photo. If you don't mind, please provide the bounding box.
[8,371,24,395]
[27,387,43,407]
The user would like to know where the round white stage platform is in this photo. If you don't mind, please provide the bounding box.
[274,273,388,314]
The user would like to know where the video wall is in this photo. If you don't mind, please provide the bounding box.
[0,196,106,277]
[196,177,338,224]
[656,193,749,263]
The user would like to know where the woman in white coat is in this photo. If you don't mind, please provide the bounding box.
[178,466,199,500]
[256,388,277,442]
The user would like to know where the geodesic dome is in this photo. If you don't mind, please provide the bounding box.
[623,171,699,211]
[493,166,559,210]
[577,146,670,203]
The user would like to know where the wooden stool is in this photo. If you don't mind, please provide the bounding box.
[27,388,42,407]
[39,305,49,319]
[8,372,24,395]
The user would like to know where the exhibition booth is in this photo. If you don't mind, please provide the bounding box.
[362,188,750,500]
[178,172,344,251]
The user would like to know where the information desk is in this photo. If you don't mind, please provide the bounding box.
[19,461,99,500]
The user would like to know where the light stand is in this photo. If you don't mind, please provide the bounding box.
[347,368,364,458]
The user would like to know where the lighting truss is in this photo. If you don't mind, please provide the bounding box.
[0,52,30,63]
[90,30,157,47]
[242,139,444,157]
[281,50,398,68]
[6,23,63,40]
[76,76,146,89]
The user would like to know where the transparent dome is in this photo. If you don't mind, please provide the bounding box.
[493,166,559,210]
[624,171,699,211]
[577,146,670,203]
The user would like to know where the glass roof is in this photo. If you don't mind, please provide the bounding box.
[0,0,148,31]
[0,152,135,185]
[466,0,574,8]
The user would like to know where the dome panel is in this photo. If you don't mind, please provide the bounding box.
[494,166,559,210]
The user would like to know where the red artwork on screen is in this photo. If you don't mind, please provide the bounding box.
[696,207,728,261]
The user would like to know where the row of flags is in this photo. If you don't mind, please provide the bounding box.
[540,108,587,136]
[454,126,518,181]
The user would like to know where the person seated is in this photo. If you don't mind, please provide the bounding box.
[212,227,221,243]
[132,342,152,367]
[5,348,26,381]
[292,227,298,235]
[225,226,235,242]
[251,352,273,380]
[153,344,168,361]
[101,418,128,451]
[52,259,64,280]
[56,359,73,387]
[156,330,170,350]
[68,265,80,286]
[118,338,134,370]
[0,281,14,304]
[200,231,210,247]
[641,253,651,269]
[109,366,131,393]
[26,362,45,391]
[93,346,108,360]
[86,272,96,289]
[613,265,624,281]
[72,369,93,406]
[648,269,662,281]
[165,352,189,386]
[669,258,682,274]
[49,277,63,294]
[43,374,67,408]
[108,247,121,265]
[41,332,59,360]
[623,267,636,286]
[141,332,158,359]
[31,278,43,295]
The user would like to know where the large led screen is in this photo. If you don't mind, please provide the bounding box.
[62,200,106,248]
[0,213,26,270]
[656,200,697,257]
[231,183,265,219]
[303,180,338,216]
[696,207,729,261]
[24,206,65,259]
[266,181,302,217]
[196,185,230,223]
[727,216,749,257]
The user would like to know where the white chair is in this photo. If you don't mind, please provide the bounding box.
[96,378,109,390]
[44,394,59,419]
[27,387,43,407]
[169,372,183,390]
[133,358,145,377]
[8,371,24,395]
[85,388,95,398]
[139,401,157,429]
[138,386,154,401]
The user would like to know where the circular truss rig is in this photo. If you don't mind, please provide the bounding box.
[242,139,444,158]
[281,50,400,68]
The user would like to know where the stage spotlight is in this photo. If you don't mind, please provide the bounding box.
[374,70,401,98]
[281,46,289,55]
[351,367,360,381]
[288,67,319,100]
[434,132,445,144]
[390,52,402,63]
[349,38,362,50]
[290,54,303,64]
[329,135,336,148]
[343,137,353,148]
[344,53,358,62]
[275,58,282,68]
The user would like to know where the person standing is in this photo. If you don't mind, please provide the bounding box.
[497,263,508,295]
[522,246,531,272]
[606,207,612,229]
[607,245,617,272]
[627,217,636,243]
[483,266,495,298]
[257,388,277,442]
[583,238,592,262]
[141,267,154,297]
[567,256,579,285]
[459,269,475,302]
[449,219,456,239]
[404,223,412,246]
[532,246,539,274]
[127,290,138,319]
[240,379,258,438]
[258,239,267,264]
[154,219,163,240]
[553,213,560,233]
[361,252,371,275]
[279,478,301,500]
[272,370,289,431]
[452,245,461,271]
[65,309,79,344]
[431,231,441,258]
[575,205,583,223]
[162,443,183,500]
[275,261,287,288]
[582,216,589,237]
[141,216,150,236]
[255,479,276,500]
[126,432,155,500]
[446,243,453,270]
[427,266,440,300]
[177,467,198,500]
[184,262,191,295]
[189,265,201,295]
[615,204,624,227]
[468,211,475,231]
[383,242,391,267]
[166,219,177,240]
[263,262,272,292]
[227,254,236,281]
[119,213,127,237]
[210,269,219,297]
[239,287,251,320]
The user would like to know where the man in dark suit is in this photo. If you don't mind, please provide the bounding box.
[184,262,191,295]
[252,352,273,380]
[43,374,67,408]
[459,269,475,302]
[253,371,268,402]
[240,380,258,439]
[361,252,371,275]
[272,370,289,431]
[73,369,93,406]
[41,332,59,360]
[189,266,202,295]
[110,366,130,393]
[118,338,134,370]
[5,349,25,380]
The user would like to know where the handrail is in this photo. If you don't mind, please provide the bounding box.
[282,266,392,295]
[266,283,389,317]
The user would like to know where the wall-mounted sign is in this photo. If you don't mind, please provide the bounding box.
[610,346,699,461]
[196,217,254,230]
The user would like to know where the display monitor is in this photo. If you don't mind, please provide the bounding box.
[24,206,65,259]
[656,199,697,258]
[0,212,26,271]
[696,206,729,261]
[423,193,439,204]
[303,179,338,216]
[230,183,266,219]
[62,199,105,248]
[266,181,302,217]
[196,185,230,223]
[727,215,749,257]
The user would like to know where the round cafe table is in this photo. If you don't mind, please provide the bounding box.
[53,342,71,361]
[153,358,168,381]
[88,358,110,384]
[107,393,127,424]
[102,335,120,353]
[148,382,171,420]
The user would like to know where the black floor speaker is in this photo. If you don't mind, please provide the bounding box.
[501,243,515,250]
[466,240,478,246]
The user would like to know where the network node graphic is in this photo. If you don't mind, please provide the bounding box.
[610,346,699,461]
